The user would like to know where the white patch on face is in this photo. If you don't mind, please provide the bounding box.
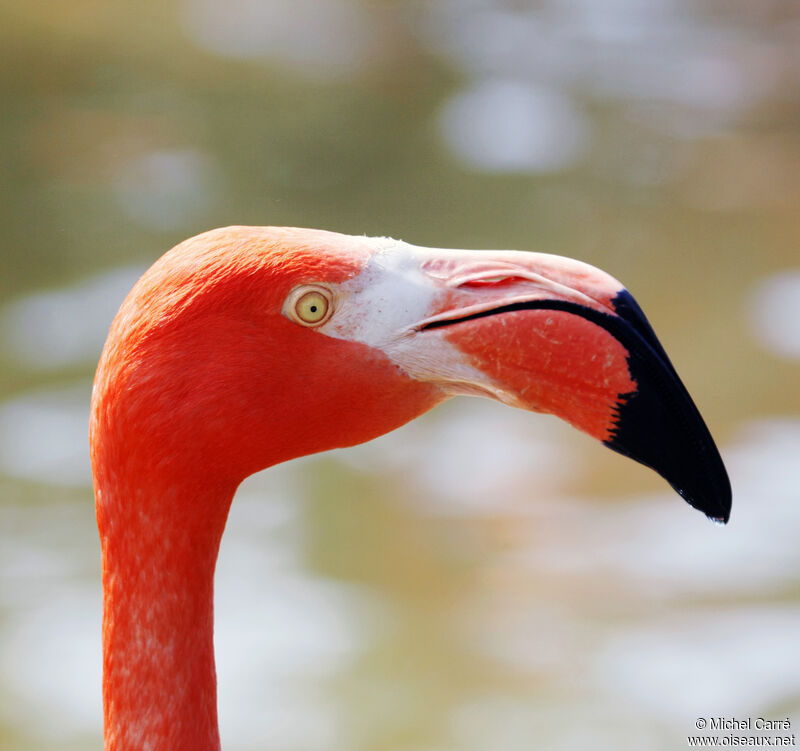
[320,238,434,347]
[317,238,506,398]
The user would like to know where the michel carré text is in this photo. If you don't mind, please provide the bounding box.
[710,718,792,731]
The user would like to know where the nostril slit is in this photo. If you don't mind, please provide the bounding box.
[459,275,527,288]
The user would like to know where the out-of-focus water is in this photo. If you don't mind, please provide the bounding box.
[2,1,800,749]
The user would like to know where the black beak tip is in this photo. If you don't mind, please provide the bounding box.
[681,491,731,525]
[672,469,732,524]
[605,290,732,525]
[607,398,732,524]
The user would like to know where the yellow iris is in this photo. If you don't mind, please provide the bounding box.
[295,290,330,324]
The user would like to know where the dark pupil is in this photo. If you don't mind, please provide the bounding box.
[310,305,317,313]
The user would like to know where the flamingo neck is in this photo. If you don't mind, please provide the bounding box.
[98,476,235,751]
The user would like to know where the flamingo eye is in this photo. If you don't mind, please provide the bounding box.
[285,286,334,326]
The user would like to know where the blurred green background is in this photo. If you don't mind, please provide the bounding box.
[2,1,800,749]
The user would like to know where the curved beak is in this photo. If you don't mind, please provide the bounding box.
[328,242,732,523]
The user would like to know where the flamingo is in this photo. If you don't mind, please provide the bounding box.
[90,226,730,750]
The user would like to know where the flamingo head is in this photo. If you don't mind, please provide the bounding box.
[91,226,730,522]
